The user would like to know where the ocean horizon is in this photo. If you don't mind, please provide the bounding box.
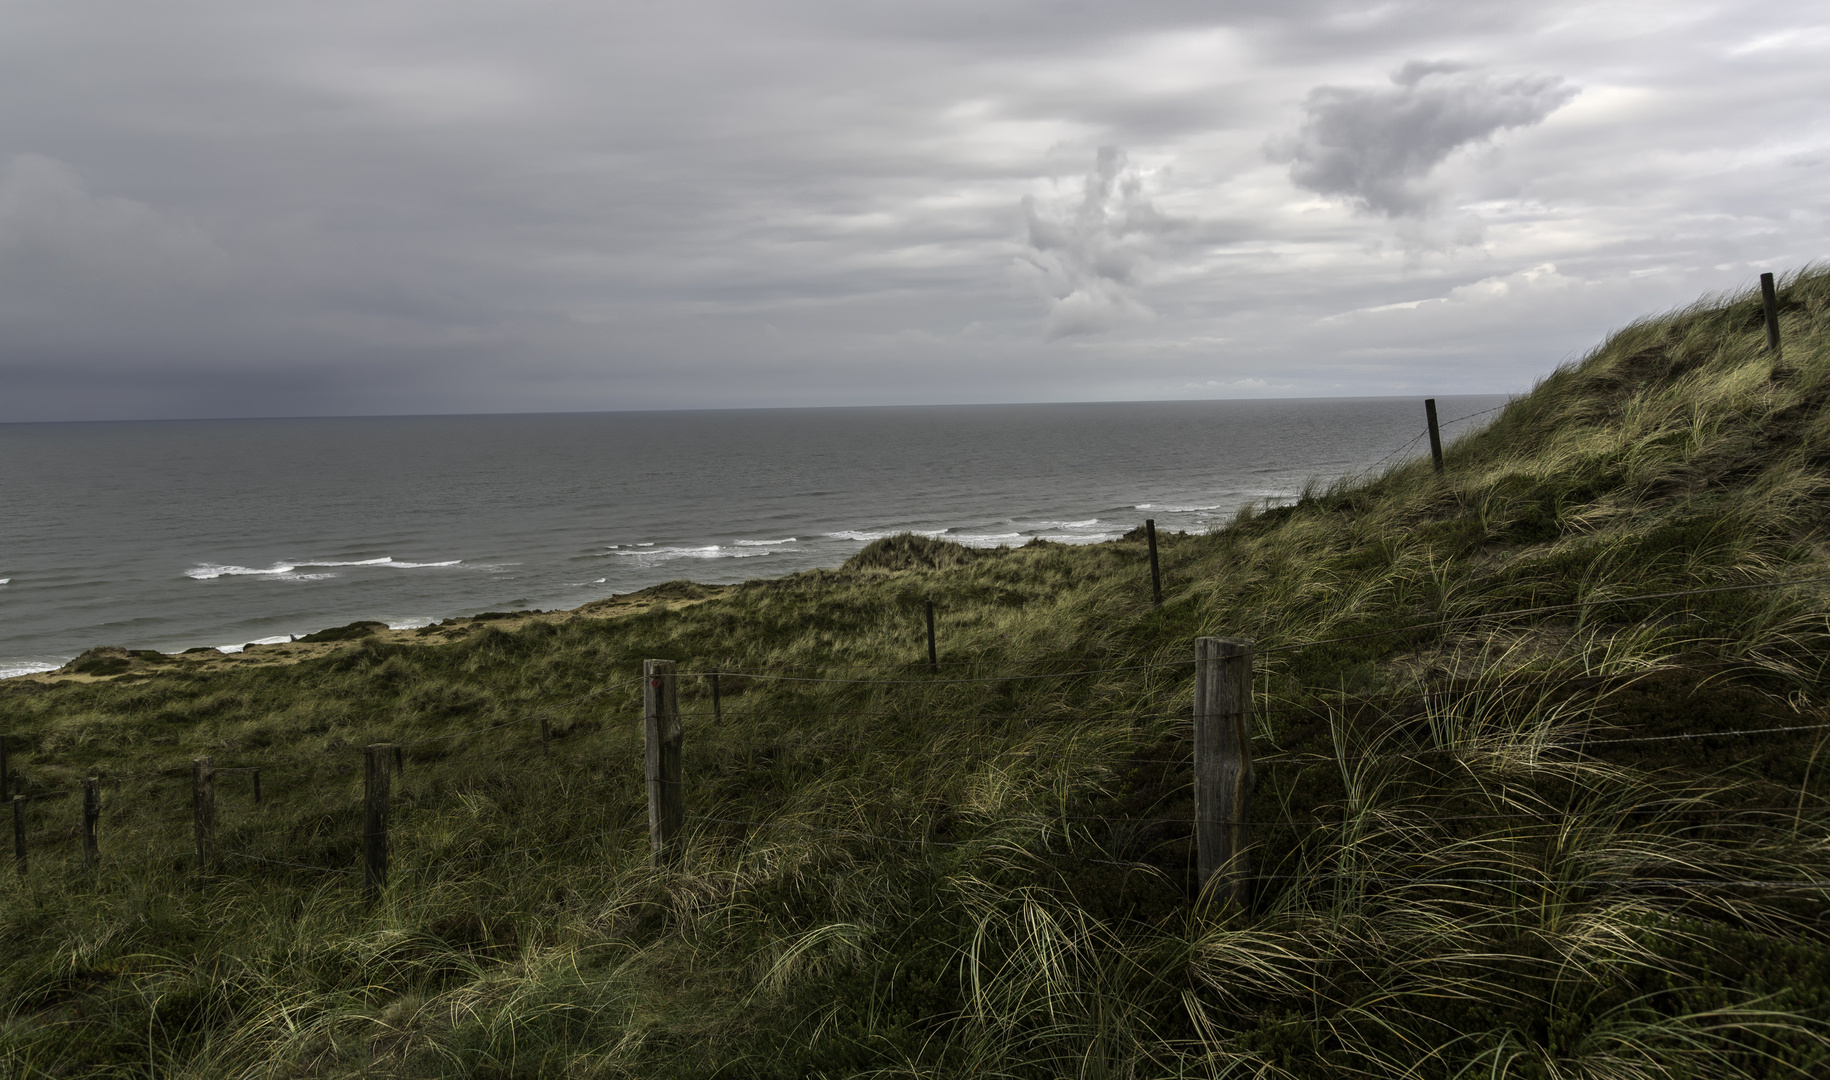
[0,394,1508,676]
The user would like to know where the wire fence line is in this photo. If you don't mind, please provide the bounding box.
[223,850,359,876]
[672,575,1830,682]
[9,574,1823,794]
[1328,403,1510,481]
[1253,573,1830,658]
[9,533,1830,897]
[8,669,1826,823]
[12,740,1829,892]
[1058,804,1830,827]
[1249,719,1830,770]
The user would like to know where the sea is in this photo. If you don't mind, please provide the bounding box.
[0,396,1508,677]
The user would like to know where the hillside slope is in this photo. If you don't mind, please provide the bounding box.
[5,269,1830,1078]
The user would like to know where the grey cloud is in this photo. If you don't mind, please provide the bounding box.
[1022,147,1180,340]
[1273,62,1578,215]
[0,155,231,309]
[0,2,1821,418]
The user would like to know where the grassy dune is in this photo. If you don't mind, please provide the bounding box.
[6,269,1830,1077]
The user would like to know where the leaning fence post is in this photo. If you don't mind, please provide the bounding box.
[1424,399,1444,474]
[1761,272,1782,354]
[644,660,683,866]
[364,744,393,899]
[1145,519,1163,606]
[12,795,25,875]
[82,777,100,872]
[192,757,215,872]
[1194,637,1254,902]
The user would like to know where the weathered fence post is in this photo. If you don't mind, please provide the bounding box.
[1761,272,1782,354]
[1194,637,1255,902]
[539,715,551,751]
[82,777,99,872]
[12,795,24,875]
[252,768,262,805]
[1145,519,1163,606]
[644,660,684,866]
[710,672,722,723]
[192,757,215,871]
[1424,399,1444,474]
[364,744,393,900]
[925,601,939,674]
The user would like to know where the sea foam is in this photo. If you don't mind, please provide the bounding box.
[0,660,58,679]
[613,545,776,564]
[186,556,461,580]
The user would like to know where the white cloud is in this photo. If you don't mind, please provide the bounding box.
[1021,146,1179,339]
[1327,263,1581,321]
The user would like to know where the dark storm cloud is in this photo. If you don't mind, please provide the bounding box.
[0,1,1823,419]
[1273,62,1579,215]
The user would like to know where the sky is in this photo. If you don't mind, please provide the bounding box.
[0,0,1825,422]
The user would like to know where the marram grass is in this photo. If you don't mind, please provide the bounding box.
[7,270,1830,1076]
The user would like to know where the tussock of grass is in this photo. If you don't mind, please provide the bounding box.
[6,269,1830,1076]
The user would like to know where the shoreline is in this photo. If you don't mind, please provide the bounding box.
[4,581,735,688]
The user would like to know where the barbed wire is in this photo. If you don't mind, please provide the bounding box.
[1246,870,1830,890]
[1057,804,1827,828]
[689,813,978,849]
[17,782,1827,888]
[1443,404,1511,428]
[678,661,1182,687]
[395,824,647,877]
[1255,573,1830,657]
[1361,430,1431,475]
[1579,721,1830,746]
[222,850,358,876]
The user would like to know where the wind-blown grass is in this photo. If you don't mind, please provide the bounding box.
[5,269,1830,1076]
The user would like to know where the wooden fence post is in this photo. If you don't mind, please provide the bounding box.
[1424,399,1444,474]
[82,777,100,872]
[539,715,551,751]
[644,660,683,867]
[12,795,24,875]
[925,601,939,674]
[364,744,393,900]
[1194,637,1255,902]
[1761,272,1782,354]
[710,672,722,723]
[1145,519,1163,606]
[192,757,215,872]
[252,769,262,805]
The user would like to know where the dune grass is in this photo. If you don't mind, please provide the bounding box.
[5,269,1830,1076]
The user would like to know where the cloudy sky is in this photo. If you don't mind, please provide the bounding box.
[1,0,1825,421]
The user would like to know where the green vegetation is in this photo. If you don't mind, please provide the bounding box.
[6,269,1830,1077]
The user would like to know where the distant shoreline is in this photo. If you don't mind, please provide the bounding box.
[7,583,735,687]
